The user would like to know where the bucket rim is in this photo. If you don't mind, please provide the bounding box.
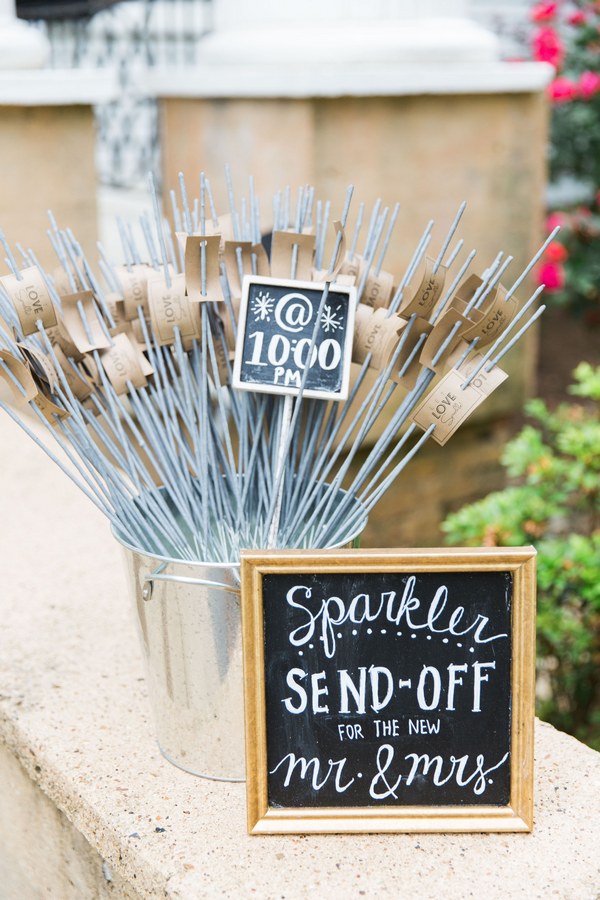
[111,525,242,569]
[110,513,368,568]
[110,480,368,567]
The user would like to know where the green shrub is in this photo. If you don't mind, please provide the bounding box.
[442,363,600,749]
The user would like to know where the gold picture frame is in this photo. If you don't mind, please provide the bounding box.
[241,547,536,835]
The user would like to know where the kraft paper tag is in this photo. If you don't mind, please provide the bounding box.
[361,268,395,310]
[206,213,235,243]
[352,305,406,371]
[82,396,100,416]
[81,354,99,384]
[461,285,518,348]
[120,322,154,367]
[184,235,222,303]
[130,319,146,349]
[412,365,508,445]
[224,241,254,297]
[0,349,38,401]
[45,317,85,363]
[52,265,78,298]
[60,291,111,354]
[419,307,472,372]
[340,253,364,281]
[125,327,153,378]
[399,257,447,319]
[456,303,484,330]
[449,296,469,317]
[454,274,484,306]
[270,231,315,280]
[51,344,93,400]
[444,338,471,373]
[326,221,347,280]
[31,388,69,424]
[457,354,509,396]
[251,242,270,277]
[16,342,58,392]
[0,349,67,424]
[0,267,57,336]
[105,291,127,334]
[312,224,348,282]
[99,332,148,395]
[147,273,201,345]
[396,317,432,389]
[116,264,151,320]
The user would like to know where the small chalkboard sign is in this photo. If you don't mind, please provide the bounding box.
[232,276,355,400]
[241,547,536,834]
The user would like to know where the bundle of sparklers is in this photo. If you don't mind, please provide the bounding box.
[0,171,553,564]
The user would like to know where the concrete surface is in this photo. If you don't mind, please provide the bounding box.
[0,412,599,899]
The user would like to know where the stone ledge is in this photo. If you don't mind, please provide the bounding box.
[0,69,119,105]
[0,414,599,899]
[142,61,554,100]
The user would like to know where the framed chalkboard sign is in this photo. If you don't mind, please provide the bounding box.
[232,276,355,400]
[241,547,536,834]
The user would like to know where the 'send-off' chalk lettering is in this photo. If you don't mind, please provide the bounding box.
[241,548,537,834]
[232,276,355,401]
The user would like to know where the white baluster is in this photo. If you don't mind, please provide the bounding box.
[0,0,50,69]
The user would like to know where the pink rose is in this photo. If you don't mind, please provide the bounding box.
[546,211,567,232]
[548,76,578,101]
[567,10,587,24]
[545,241,568,262]
[532,27,565,67]
[538,262,566,291]
[578,70,600,98]
[531,2,558,21]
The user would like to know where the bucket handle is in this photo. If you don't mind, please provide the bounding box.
[142,563,241,601]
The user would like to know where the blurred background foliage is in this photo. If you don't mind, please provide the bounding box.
[444,4,600,750]
[444,364,600,750]
[531,1,600,321]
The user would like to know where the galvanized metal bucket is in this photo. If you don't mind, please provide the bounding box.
[114,490,367,781]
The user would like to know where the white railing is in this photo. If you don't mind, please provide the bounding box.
[27,0,212,188]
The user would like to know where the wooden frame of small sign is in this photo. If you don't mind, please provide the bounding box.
[241,546,536,835]
[232,275,355,401]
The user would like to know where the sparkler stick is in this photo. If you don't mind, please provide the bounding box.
[0,176,554,564]
[149,172,171,287]
[462,284,546,389]
[266,185,353,547]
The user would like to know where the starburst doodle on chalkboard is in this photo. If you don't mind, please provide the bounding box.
[321,303,344,333]
[251,289,275,323]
